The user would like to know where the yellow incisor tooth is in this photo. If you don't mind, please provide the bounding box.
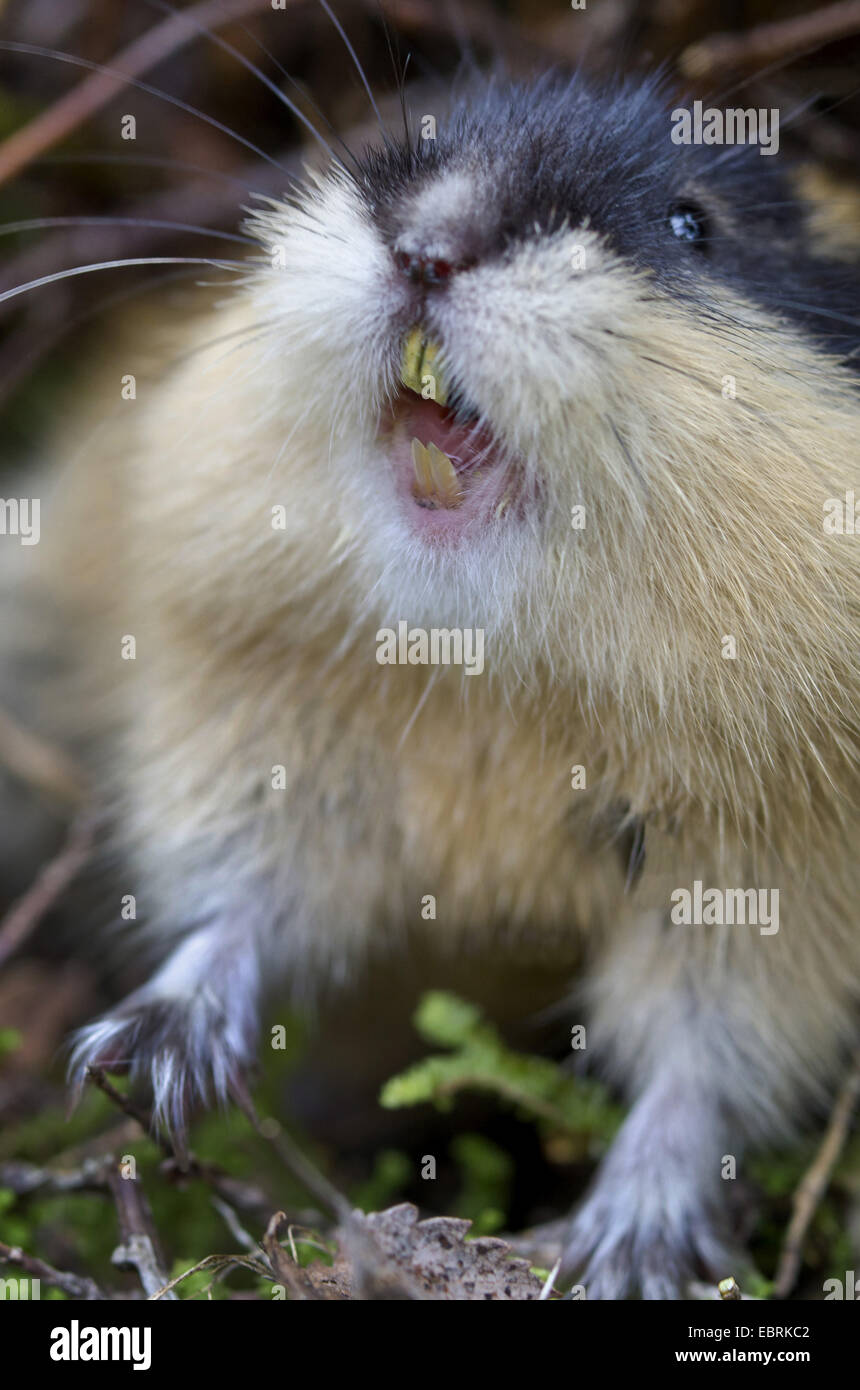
[426,441,463,507]
[411,438,434,500]
[411,438,463,509]
[494,490,512,519]
[400,328,449,406]
[419,341,449,407]
[402,328,425,397]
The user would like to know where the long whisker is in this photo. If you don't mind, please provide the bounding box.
[440,0,482,79]
[0,40,291,175]
[377,0,411,157]
[138,0,348,170]
[228,15,361,173]
[740,299,860,330]
[607,417,648,499]
[0,265,208,409]
[167,315,282,370]
[705,33,860,107]
[0,257,246,308]
[37,150,265,193]
[0,217,255,245]
[688,285,860,335]
[707,92,825,170]
[634,347,832,485]
[316,0,386,132]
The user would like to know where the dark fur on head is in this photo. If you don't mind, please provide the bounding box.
[365,72,860,366]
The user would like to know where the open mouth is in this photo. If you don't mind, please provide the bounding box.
[383,327,515,535]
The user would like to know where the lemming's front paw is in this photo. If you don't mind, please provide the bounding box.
[68,987,257,1137]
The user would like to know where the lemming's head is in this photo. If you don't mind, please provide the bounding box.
[245,71,860,678]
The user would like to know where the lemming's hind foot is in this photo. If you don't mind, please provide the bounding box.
[562,1078,744,1299]
[563,1174,741,1300]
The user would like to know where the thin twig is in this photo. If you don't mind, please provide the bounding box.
[0,705,84,806]
[232,1087,353,1222]
[371,0,550,64]
[236,1096,416,1297]
[680,1,860,80]
[0,1239,107,1300]
[262,1211,321,1300]
[0,812,96,969]
[210,1195,259,1252]
[106,1160,178,1301]
[86,1066,279,1223]
[539,1256,562,1300]
[84,1067,172,1157]
[149,1250,267,1300]
[773,1049,860,1299]
[0,0,281,190]
[0,1156,114,1197]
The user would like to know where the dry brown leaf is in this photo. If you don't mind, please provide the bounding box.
[338,1203,545,1301]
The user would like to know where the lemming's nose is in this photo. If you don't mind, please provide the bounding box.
[393,243,473,287]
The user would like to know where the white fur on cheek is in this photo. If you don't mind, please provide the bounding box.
[247,172,407,435]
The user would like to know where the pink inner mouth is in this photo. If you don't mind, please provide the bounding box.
[384,393,513,540]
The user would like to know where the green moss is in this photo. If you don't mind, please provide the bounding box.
[352,1149,412,1214]
[0,1029,22,1059]
[380,990,621,1143]
[450,1133,512,1235]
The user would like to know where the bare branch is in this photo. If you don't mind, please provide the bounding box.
[0,1238,107,1300]
[0,0,284,189]
[0,812,96,969]
[84,1067,172,1157]
[681,0,860,80]
[85,1066,281,1224]
[261,1211,322,1300]
[0,705,84,807]
[773,1049,860,1299]
[0,1156,113,1197]
[233,1088,353,1223]
[106,1160,178,1301]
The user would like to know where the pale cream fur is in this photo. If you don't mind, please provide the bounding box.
[15,155,860,1294]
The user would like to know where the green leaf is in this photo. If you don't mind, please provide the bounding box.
[380,991,621,1144]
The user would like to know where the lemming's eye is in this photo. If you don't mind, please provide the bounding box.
[669,205,707,246]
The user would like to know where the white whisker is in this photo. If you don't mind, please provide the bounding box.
[0,257,245,306]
